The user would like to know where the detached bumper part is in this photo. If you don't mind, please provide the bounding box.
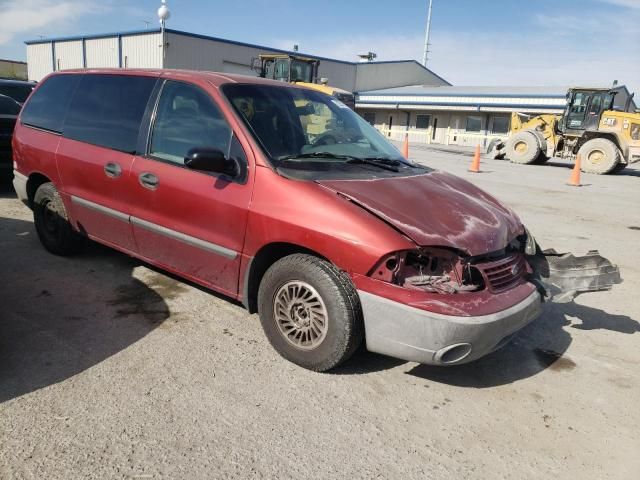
[358,290,542,366]
[528,249,622,303]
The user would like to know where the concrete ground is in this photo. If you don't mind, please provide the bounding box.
[1,149,639,479]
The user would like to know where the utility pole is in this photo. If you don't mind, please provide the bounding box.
[422,0,433,67]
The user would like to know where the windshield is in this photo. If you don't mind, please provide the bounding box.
[223,84,411,172]
[290,60,314,83]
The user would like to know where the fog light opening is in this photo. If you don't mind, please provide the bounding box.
[434,343,472,364]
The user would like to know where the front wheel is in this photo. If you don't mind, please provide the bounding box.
[33,182,84,256]
[505,131,542,164]
[257,254,364,372]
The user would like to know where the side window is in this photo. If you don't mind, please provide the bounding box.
[21,75,81,133]
[465,115,482,132]
[150,81,232,165]
[362,112,376,125]
[570,93,589,114]
[491,116,510,134]
[589,95,603,115]
[0,95,21,116]
[416,114,430,129]
[64,74,156,153]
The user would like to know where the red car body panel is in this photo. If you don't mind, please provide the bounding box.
[58,138,139,252]
[12,68,534,320]
[128,154,253,297]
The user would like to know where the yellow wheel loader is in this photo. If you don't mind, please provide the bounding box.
[252,54,355,109]
[489,87,640,174]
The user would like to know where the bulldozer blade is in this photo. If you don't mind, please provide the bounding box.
[528,249,622,303]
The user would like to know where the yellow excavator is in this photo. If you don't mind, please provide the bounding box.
[252,54,355,109]
[489,86,640,174]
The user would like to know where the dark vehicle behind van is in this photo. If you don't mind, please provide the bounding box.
[0,79,34,182]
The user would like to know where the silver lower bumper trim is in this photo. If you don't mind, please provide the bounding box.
[358,289,542,365]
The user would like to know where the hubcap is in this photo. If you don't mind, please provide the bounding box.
[587,149,605,165]
[273,281,328,350]
[515,141,529,154]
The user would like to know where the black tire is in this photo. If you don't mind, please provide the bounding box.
[505,130,541,164]
[533,152,550,164]
[33,182,84,256]
[257,254,364,372]
[612,163,627,174]
[578,138,621,174]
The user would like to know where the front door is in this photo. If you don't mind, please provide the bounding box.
[128,80,253,297]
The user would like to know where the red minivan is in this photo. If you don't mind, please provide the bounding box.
[12,69,551,371]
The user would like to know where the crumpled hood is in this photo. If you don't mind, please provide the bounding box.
[317,171,523,256]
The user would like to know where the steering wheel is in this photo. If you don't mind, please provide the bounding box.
[312,132,341,146]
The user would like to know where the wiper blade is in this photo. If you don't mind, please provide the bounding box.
[277,152,355,161]
[346,157,400,172]
[277,152,403,172]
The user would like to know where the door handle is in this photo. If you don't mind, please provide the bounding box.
[104,162,122,178]
[139,172,159,190]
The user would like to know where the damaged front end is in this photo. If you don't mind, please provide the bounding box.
[367,229,622,305]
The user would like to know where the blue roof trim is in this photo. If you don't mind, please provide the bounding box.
[355,99,564,109]
[25,28,162,45]
[359,91,566,99]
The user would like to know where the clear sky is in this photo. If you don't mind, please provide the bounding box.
[0,0,638,93]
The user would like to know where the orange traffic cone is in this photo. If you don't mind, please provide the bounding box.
[402,133,409,160]
[567,154,582,187]
[469,144,481,173]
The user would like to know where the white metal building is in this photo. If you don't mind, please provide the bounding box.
[25,28,450,93]
[356,84,637,147]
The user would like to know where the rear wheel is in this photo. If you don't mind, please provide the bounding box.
[257,254,364,372]
[578,138,621,174]
[33,182,84,256]
[505,131,541,164]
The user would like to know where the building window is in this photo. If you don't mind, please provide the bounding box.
[491,116,510,134]
[416,114,431,129]
[465,115,482,132]
[362,112,376,125]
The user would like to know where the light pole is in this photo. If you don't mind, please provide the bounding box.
[158,0,171,63]
[422,0,433,67]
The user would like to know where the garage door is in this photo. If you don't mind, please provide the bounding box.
[222,61,254,77]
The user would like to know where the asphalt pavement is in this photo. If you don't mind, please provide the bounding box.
[1,148,638,479]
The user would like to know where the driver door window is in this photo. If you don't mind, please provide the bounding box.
[150,81,231,165]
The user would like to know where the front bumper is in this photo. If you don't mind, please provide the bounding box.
[359,289,542,365]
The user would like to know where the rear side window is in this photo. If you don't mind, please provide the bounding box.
[64,74,156,153]
[21,75,80,133]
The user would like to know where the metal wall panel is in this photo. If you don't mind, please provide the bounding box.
[26,43,54,81]
[355,62,448,92]
[54,40,83,71]
[121,33,162,69]
[165,33,357,91]
[85,37,119,68]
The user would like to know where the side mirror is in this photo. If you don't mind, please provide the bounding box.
[184,148,238,177]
